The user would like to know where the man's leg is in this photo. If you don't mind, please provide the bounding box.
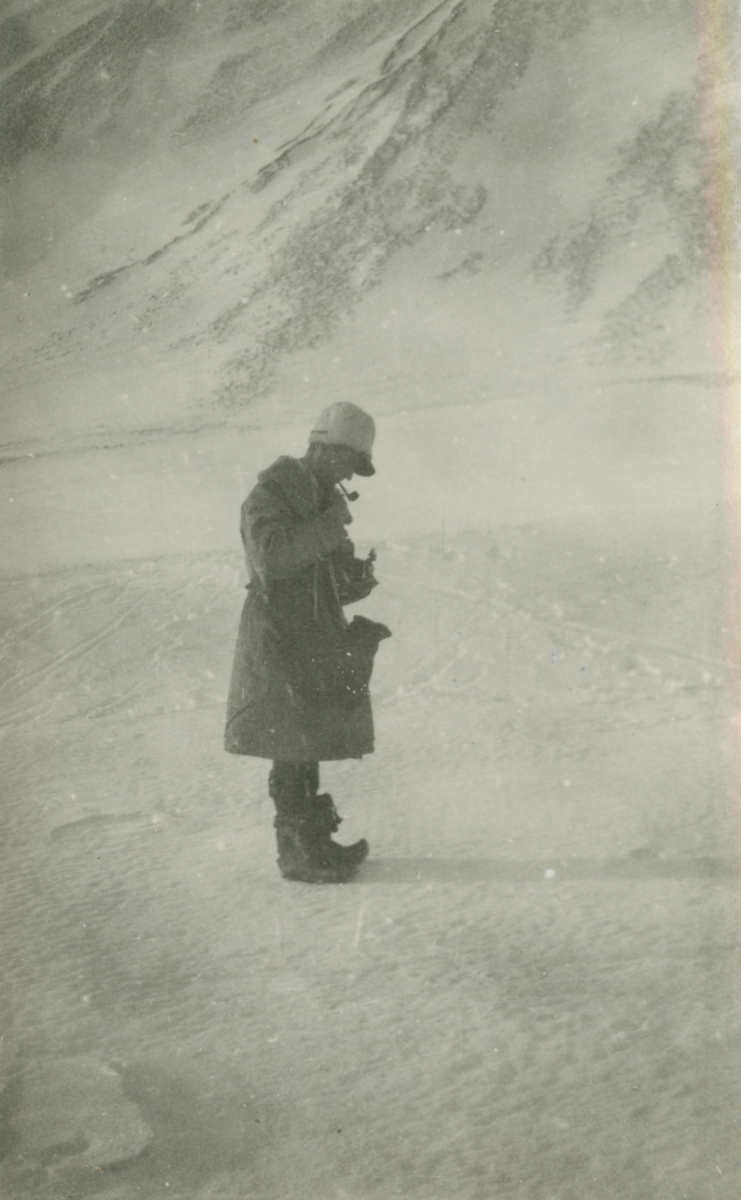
[268,761,318,817]
[268,760,368,882]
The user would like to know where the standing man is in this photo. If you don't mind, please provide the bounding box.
[225,402,390,883]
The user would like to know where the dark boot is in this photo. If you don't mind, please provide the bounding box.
[274,815,359,884]
[269,762,368,883]
[311,794,369,868]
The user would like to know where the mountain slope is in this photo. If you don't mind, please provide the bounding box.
[1,0,716,455]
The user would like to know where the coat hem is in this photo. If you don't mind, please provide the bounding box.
[224,743,370,762]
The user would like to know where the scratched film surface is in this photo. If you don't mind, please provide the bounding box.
[1,3,739,1197]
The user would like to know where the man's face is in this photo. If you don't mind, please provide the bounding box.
[331,446,359,482]
[314,444,358,484]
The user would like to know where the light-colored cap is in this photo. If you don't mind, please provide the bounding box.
[308,402,375,475]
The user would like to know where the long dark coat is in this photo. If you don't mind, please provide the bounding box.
[224,455,388,762]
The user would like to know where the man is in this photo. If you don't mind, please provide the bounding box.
[225,402,390,883]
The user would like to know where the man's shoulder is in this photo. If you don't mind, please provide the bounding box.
[245,456,313,512]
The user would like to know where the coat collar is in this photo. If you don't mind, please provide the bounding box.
[258,455,322,514]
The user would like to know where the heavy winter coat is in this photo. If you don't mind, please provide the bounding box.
[224,456,389,762]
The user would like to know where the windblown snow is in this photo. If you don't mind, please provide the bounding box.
[0,1,739,1197]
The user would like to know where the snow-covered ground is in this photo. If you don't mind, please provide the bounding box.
[1,1,740,1197]
[1,503,739,1198]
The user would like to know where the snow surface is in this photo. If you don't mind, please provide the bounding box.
[1,1,740,1197]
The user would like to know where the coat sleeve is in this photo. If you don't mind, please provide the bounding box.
[242,482,346,581]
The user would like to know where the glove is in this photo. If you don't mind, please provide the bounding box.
[333,549,378,604]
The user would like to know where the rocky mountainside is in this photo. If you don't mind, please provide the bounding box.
[1,0,718,455]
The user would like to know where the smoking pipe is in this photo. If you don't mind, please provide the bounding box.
[338,482,359,502]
